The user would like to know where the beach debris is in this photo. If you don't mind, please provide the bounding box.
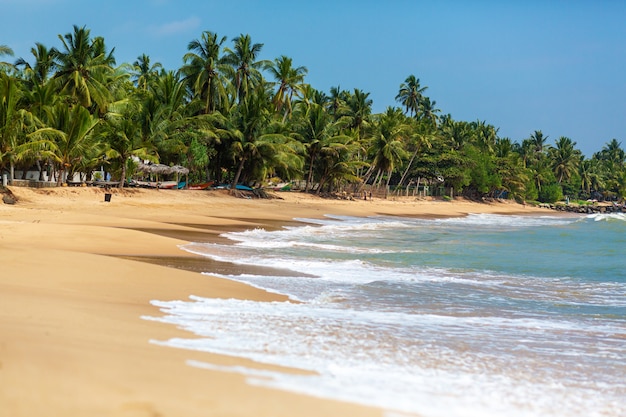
[2,194,16,204]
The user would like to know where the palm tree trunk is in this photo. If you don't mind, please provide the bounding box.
[360,164,375,186]
[398,146,420,187]
[119,159,126,188]
[305,155,316,192]
[372,169,382,187]
[37,160,45,181]
[385,169,392,199]
[230,155,247,195]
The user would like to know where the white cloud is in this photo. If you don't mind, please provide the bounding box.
[150,17,200,37]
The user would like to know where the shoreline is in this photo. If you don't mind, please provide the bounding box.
[0,187,555,417]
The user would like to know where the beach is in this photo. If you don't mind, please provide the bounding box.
[0,186,553,417]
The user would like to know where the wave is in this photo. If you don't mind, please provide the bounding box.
[147,296,626,417]
[587,212,626,222]
[432,213,579,228]
[165,212,625,417]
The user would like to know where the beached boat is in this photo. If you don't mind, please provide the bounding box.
[214,184,254,191]
[133,180,178,189]
[187,181,214,190]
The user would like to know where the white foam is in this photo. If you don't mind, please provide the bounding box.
[587,212,626,222]
[433,213,578,228]
[146,296,626,417]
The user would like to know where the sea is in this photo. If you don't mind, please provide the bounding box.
[146,212,626,417]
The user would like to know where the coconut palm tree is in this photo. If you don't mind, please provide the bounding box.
[440,116,471,151]
[598,138,625,167]
[267,55,307,121]
[223,34,271,104]
[366,107,409,188]
[296,102,351,192]
[35,103,101,184]
[0,45,14,71]
[494,137,528,198]
[397,119,434,188]
[327,85,345,117]
[53,25,115,112]
[314,130,362,194]
[181,31,229,114]
[549,136,580,184]
[396,75,427,118]
[0,73,33,180]
[419,96,440,126]
[15,43,57,86]
[595,139,625,198]
[470,120,498,153]
[226,84,273,191]
[0,45,13,57]
[337,88,372,135]
[579,158,603,196]
[529,130,548,157]
[130,54,162,91]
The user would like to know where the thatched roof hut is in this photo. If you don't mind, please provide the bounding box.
[136,162,189,176]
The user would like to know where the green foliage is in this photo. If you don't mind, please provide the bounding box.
[524,180,539,201]
[538,183,563,203]
[0,26,624,202]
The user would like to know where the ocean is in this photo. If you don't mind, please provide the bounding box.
[147,212,626,417]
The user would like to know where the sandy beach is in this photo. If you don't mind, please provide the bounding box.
[0,186,551,417]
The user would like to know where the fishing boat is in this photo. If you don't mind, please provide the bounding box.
[187,181,214,190]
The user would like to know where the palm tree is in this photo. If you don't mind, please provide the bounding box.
[327,85,345,117]
[0,45,14,71]
[397,119,434,188]
[549,136,580,184]
[223,83,300,193]
[268,55,307,121]
[337,88,372,135]
[131,54,162,91]
[223,34,271,104]
[15,43,57,86]
[419,96,440,126]
[598,138,625,166]
[0,73,34,181]
[296,102,351,192]
[0,45,13,57]
[595,139,625,198]
[181,31,229,113]
[35,103,101,184]
[516,138,535,168]
[440,116,471,150]
[579,158,603,196]
[99,97,158,187]
[529,130,548,157]
[396,75,427,118]
[494,137,528,198]
[367,107,409,189]
[314,130,362,194]
[471,120,498,153]
[53,25,115,111]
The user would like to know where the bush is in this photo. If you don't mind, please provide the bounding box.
[538,183,563,203]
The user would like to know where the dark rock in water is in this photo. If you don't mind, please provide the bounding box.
[2,194,16,205]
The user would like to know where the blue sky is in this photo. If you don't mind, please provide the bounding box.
[1,0,625,156]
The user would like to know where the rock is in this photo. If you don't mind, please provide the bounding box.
[2,194,16,205]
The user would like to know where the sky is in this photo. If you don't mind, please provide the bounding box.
[1,0,625,156]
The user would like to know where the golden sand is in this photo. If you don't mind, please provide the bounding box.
[0,187,551,417]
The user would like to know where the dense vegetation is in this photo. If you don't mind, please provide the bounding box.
[1,26,624,202]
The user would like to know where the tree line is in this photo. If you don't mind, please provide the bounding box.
[1,26,624,202]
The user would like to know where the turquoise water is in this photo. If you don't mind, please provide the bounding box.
[149,212,626,417]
